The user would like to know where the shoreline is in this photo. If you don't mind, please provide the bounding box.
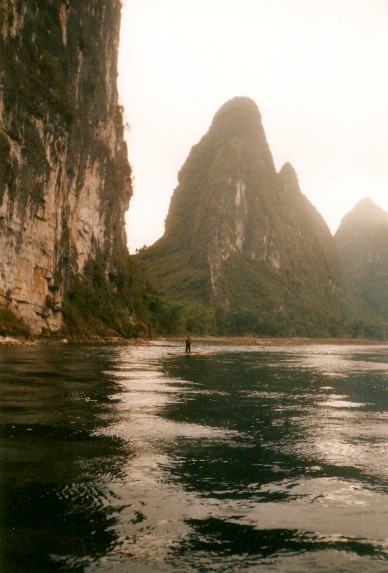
[0,335,150,346]
[157,335,388,347]
[1,334,388,347]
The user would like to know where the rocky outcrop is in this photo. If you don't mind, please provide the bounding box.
[138,97,342,335]
[0,1,131,333]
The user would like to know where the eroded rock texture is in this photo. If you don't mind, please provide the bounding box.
[0,0,131,333]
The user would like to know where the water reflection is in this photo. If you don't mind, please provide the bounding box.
[1,342,388,572]
[0,345,129,572]
[158,346,388,570]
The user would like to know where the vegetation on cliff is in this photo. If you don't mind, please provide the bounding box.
[61,254,147,338]
[0,305,31,338]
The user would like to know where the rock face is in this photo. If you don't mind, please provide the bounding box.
[0,0,131,333]
[335,198,388,322]
[139,97,342,335]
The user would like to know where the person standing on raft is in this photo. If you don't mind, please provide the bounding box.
[185,336,192,353]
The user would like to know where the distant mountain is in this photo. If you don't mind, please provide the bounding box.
[335,198,388,322]
[138,97,343,336]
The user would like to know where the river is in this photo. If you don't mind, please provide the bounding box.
[0,341,387,572]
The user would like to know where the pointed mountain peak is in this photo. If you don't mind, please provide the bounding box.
[337,197,388,235]
[278,162,300,193]
[140,97,342,336]
[352,197,387,217]
[212,96,261,124]
[207,96,264,143]
[279,162,297,178]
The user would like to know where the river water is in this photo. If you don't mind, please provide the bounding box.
[0,341,387,572]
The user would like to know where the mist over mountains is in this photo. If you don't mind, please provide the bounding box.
[335,198,388,327]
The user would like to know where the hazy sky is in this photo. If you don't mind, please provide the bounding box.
[118,0,388,252]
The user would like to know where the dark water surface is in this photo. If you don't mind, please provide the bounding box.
[1,341,387,572]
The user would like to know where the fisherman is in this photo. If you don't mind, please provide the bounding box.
[185,335,192,354]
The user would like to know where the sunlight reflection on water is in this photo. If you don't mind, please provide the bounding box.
[85,342,388,571]
[1,341,387,572]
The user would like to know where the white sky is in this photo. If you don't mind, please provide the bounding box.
[118,0,388,252]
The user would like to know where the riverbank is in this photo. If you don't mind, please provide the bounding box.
[1,334,387,347]
[0,335,150,346]
[156,335,388,346]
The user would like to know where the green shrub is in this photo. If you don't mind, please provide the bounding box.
[62,257,146,338]
[0,305,31,337]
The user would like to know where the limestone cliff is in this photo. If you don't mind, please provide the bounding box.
[138,97,342,336]
[0,0,131,333]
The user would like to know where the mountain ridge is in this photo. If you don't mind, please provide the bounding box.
[138,96,344,336]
